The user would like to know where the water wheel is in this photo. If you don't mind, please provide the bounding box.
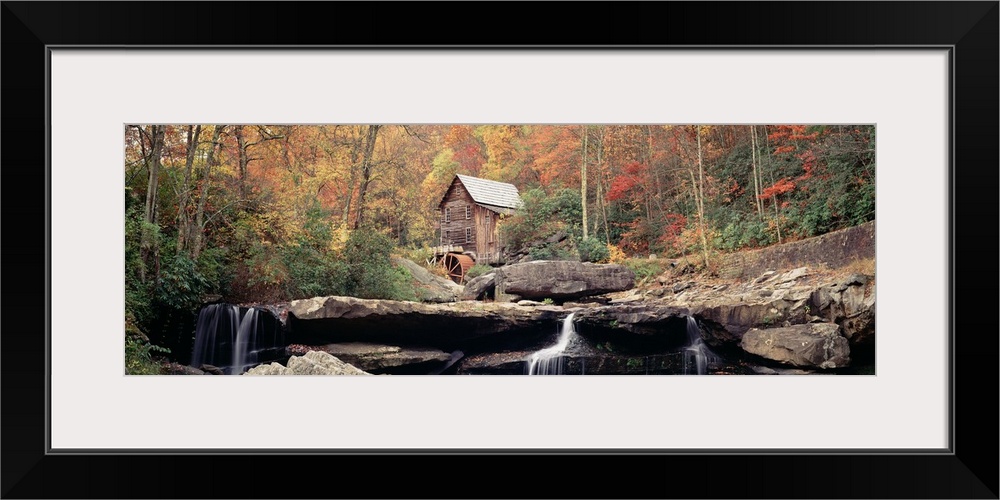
[443,253,475,284]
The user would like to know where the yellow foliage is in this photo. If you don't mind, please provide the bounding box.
[606,243,627,264]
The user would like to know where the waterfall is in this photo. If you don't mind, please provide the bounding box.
[191,304,239,370]
[191,304,281,375]
[232,308,259,375]
[683,316,718,375]
[527,313,577,375]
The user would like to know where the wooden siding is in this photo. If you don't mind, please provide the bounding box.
[438,177,504,263]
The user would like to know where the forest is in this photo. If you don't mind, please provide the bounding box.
[124,124,875,373]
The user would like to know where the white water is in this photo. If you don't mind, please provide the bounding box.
[683,316,718,375]
[231,308,260,375]
[191,304,239,369]
[191,304,267,375]
[527,313,577,375]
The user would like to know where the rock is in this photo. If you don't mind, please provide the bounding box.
[840,292,875,346]
[246,351,372,375]
[545,231,568,244]
[834,273,870,292]
[758,289,773,297]
[672,282,692,293]
[688,301,795,345]
[165,363,206,375]
[245,362,293,375]
[461,273,496,300]
[493,261,635,301]
[456,350,687,375]
[752,271,776,285]
[287,295,568,348]
[767,266,809,284]
[287,350,367,375]
[845,273,869,286]
[428,350,465,375]
[750,365,816,375]
[199,364,225,375]
[810,276,875,346]
[648,288,665,297]
[740,323,850,369]
[516,300,547,306]
[321,342,453,372]
[563,301,601,309]
[574,303,690,337]
[609,292,644,304]
[392,257,463,303]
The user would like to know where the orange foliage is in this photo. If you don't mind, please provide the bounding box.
[759,178,796,199]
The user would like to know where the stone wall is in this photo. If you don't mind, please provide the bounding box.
[716,221,875,279]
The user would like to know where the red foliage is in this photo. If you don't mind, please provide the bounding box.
[605,162,648,202]
[774,145,796,155]
[796,150,817,183]
[759,178,796,199]
[655,213,687,253]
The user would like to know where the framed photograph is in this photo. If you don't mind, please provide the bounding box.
[4,2,996,498]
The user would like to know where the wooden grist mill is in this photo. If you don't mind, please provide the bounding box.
[431,174,522,284]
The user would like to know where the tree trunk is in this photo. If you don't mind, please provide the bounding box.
[581,125,588,240]
[235,125,248,200]
[696,126,709,269]
[341,126,363,226]
[140,125,165,283]
[192,125,224,261]
[750,125,763,217]
[596,128,610,244]
[176,125,202,255]
[352,124,381,229]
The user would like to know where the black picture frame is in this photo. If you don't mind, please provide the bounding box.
[3,2,997,498]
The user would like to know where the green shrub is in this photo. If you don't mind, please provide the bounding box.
[623,258,669,284]
[501,187,582,254]
[577,236,610,263]
[527,243,576,261]
[466,264,493,280]
[339,229,417,301]
[125,336,170,375]
[154,253,212,311]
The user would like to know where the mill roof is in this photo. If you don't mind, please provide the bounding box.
[442,174,522,211]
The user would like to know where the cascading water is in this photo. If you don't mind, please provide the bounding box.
[232,308,259,375]
[191,303,282,374]
[683,315,718,375]
[527,313,577,375]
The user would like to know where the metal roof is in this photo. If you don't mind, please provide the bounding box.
[454,174,522,210]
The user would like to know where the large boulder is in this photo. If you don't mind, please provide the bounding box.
[493,261,635,301]
[811,274,875,347]
[740,323,850,369]
[392,257,463,303]
[668,271,873,350]
[245,351,371,375]
[461,272,496,300]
